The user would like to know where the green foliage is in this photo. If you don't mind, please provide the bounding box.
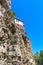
[34,50,43,65]
[11,11,15,16]
[40,50,43,57]
[9,10,16,17]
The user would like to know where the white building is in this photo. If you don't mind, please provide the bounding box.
[15,18,24,26]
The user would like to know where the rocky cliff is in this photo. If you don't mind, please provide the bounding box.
[0,0,35,65]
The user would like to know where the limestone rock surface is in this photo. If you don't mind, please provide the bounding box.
[0,0,36,65]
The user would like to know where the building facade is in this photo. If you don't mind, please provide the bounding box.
[15,18,24,30]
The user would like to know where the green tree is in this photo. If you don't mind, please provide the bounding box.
[40,50,43,65]
[34,50,43,65]
[34,52,40,65]
[40,50,43,57]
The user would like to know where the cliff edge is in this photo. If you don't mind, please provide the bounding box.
[0,0,36,65]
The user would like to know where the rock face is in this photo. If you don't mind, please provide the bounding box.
[0,0,36,65]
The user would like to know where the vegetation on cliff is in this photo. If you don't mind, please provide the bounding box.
[34,50,43,65]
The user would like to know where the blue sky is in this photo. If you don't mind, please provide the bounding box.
[11,0,43,54]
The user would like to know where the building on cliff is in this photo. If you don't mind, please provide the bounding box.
[15,17,35,65]
[0,0,36,65]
